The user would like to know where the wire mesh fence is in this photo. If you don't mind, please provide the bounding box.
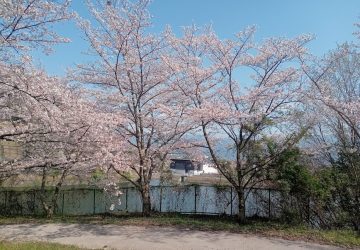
[0,185,284,218]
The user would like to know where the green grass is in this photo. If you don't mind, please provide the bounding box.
[0,241,85,250]
[0,214,359,248]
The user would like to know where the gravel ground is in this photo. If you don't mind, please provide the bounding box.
[0,223,343,250]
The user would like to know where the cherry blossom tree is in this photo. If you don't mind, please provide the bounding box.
[1,0,74,184]
[0,1,128,216]
[302,42,360,232]
[75,0,195,216]
[166,26,312,221]
[0,58,125,216]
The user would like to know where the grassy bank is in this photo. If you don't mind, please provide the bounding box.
[0,213,359,248]
[0,241,85,250]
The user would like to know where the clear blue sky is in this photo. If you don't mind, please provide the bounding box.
[32,0,360,76]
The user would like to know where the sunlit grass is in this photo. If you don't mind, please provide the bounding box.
[0,241,86,250]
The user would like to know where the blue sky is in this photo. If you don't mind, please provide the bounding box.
[32,0,360,76]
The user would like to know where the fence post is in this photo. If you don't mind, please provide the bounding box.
[104,189,106,213]
[93,189,96,215]
[33,191,36,215]
[21,192,24,215]
[7,191,11,215]
[230,187,233,216]
[194,185,197,214]
[159,186,163,213]
[125,188,128,212]
[307,197,311,223]
[3,191,7,215]
[62,192,65,216]
[268,189,271,219]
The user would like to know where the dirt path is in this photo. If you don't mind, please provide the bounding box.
[0,223,342,250]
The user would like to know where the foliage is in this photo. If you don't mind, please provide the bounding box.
[274,148,318,197]
[322,151,360,231]
[304,42,360,232]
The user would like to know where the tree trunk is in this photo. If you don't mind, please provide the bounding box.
[41,202,55,218]
[237,188,246,223]
[141,182,151,217]
[43,183,62,218]
[40,165,54,218]
[39,165,67,218]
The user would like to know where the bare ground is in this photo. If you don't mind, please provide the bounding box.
[0,223,344,250]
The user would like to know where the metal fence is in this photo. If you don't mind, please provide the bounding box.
[0,185,284,218]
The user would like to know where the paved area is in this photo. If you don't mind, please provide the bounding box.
[0,223,342,250]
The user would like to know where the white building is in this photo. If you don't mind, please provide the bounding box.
[170,159,218,176]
